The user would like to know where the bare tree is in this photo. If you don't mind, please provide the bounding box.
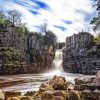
[40,23,47,35]
[8,10,21,26]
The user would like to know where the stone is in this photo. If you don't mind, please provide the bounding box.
[68,90,80,100]
[0,90,4,100]
[39,83,53,93]
[80,89,100,100]
[20,96,33,100]
[52,96,64,100]
[24,91,36,96]
[41,91,54,100]
[41,90,67,100]
[5,91,21,98]
[8,97,20,100]
[74,76,95,85]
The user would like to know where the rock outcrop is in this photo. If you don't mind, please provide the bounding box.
[63,32,100,74]
[1,72,100,100]
[0,33,56,75]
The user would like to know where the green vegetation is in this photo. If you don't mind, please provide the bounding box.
[91,0,100,44]
[0,47,23,63]
[94,34,100,44]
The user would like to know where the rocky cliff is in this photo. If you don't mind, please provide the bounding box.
[0,26,56,75]
[63,32,100,74]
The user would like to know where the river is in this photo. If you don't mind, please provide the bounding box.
[1,50,80,93]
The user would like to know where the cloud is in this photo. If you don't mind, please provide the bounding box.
[54,25,67,31]
[0,0,96,42]
[62,20,73,25]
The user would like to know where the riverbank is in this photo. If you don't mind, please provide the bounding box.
[0,71,100,100]
[1,72,79,93]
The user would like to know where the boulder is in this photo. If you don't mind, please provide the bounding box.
[41,90,67,100]
[81,89,100,100]
[5,91,21,99]
[24,91,36,96]
[74,76,95,85]
[7,97,20,100]
[52,96,64,100]
[20,96,33,100]
[41,91,54,100]
[68,90,80,100]
[39,83,53,93]
[93,71,100,85]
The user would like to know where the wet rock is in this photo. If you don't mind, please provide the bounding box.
[93,71,100,85]
[5,91,21,99]
[52,96,64,100]
[24,91,36,96]
[2,74,100,100]
[39,76,66,93]
[68,90,80,100]
[53,83,65,90]
[49,76,66,86]
[49,76,66,90]
[80,90,92,100]
[80,89,100,100]
[52,90,67,99]
[75,76,95,85]
[41,90,67,100]
[65,82,75,90]
[0,90,4,100]
[20,96,33,100]
[39,83,53,93]
[96,71,100,77]
[8,97,20,100]
[41,91,54,100]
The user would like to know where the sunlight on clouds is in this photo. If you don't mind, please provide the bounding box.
[0,0,96,42]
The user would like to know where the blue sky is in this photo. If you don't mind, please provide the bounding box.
[0,0,97,42]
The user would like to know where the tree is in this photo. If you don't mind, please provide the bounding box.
[40,23,47,35]
[8,10,21,26]
[91,0,100,44]
[0,10,6,24]
[94,0,100,14]
[15,23,29,35]
[90,16,100,32]
[46,31,57,44]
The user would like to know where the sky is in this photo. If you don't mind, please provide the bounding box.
[0,0,97,42]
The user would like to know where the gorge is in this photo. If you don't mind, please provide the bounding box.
[0,49,80,93]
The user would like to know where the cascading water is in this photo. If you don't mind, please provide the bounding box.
[1,50,80,93]
[51,49,63,74]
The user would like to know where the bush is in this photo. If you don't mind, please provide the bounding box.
[0,47,24,63]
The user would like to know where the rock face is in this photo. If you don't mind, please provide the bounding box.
[63,32,100,74]
[0,31,56,74]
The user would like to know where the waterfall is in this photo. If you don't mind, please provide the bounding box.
[52,49,63,69]
[44,49,64,76]
[50,49,63,75]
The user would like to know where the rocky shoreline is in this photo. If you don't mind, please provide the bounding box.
[0,71,100,100]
